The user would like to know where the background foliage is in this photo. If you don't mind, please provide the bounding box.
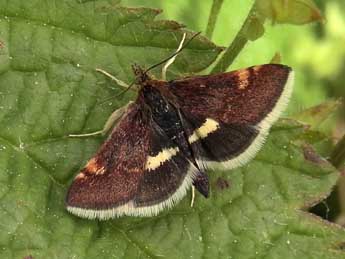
[123,0,345,111]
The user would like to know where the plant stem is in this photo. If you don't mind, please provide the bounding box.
[205,0,224,39]
[330,134,345,169]
[331,133,345,226]
[211,2,257,73]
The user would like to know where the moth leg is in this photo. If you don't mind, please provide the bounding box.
[69,101,132,137]
[101,101,132,134]
[69,130,104,138]
[190,186,196,207]
[161,33,186,80]
[190,170,209,207]
[96,68,130,89]
[193,171,209,198]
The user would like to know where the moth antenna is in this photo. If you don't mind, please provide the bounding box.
[114,81,136,97]
[144,31,201,75]
[96,81,136,106]
[96,32,200,106]
[161,33,186,80]
[94,67,137,106]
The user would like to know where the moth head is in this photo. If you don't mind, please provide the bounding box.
[132,64,150,85]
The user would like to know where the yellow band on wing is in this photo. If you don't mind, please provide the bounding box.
[188,118,219,144]
[145,147,180,171]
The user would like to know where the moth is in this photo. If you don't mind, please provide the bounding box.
[65,44,293,220]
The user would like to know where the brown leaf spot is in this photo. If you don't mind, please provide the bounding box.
[0,40,4,49]
[216,177,230,190]
[340,169,345,177]
[23,255,33,259]
[334,242,345,251]
[303,144,327,165]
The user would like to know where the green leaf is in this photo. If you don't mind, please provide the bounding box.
[256,0,323,24]
[270,52,282,64]
[292,100,342,129]
[211,0,324,73]
[1,1,345,259]
[242,15,265,41]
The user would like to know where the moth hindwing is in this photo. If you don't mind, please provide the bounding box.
[66,64,294,219]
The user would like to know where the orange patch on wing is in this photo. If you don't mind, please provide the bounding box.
[75,173,86,180]
[237,70,250,90]
[85,158,106,175]
[252,66,262,73]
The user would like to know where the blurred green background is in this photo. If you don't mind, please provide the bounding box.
[121,0,345,114]
[120,0,345,222]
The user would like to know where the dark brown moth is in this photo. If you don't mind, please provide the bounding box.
[66,63,293,220]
